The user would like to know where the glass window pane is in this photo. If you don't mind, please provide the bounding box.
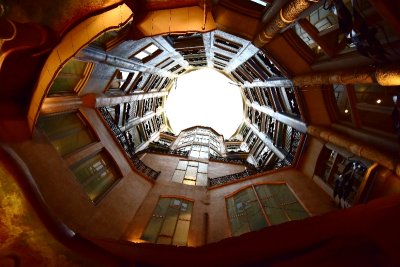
[198,163,208,173]
[142,198,193,245]
[176,161,188,170]
[38,113,94,156]
[227,187,266,236]
[188,161,199,167]
[154,198,171,216]
[84,169,117,201]
[185,166,197,179]
[255,184,308,225]
[51,128,93,156]
[285,202,309,221]
[73,153,103,184]
[159,204,179,237]
[134,51,148,60]
[71,151,119,202]
[156,236,172,245]
[189,151,200,158]
[172,170,185,183]
[172,220,190,246]
[146,44,159,54]
[199,152,208,159]
[179,201,193,221]
[48,59,88,95]
[183,179,196,185]
[246,201,267,231]
[142,216,163,243]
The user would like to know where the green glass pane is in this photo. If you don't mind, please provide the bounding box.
[227,188,265,236]
[285,202,309,221]
[246,201,267,231]
[159,204,179,236]
[71,152,119,202]
[172,220,190,246]
[84,170,117,201]
[48,59,87,95]
[38,113,81,137]
[38,113,94,156]
[142,216,163,243]
[154,198,171,216]
[261,193,288,225]
[72,154,103,184]
[51,129,92,156]
[265,206,288,225]
[270,184,297,204]
[235,216,251,236]
[156,236,172,245]
[179,201,192,221]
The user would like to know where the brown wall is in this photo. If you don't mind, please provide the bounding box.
[124,153,208,246]
[368,167,400,200]
[9,107,153,240]
[125,151,337,246]
[208,161,246,179]
[207,168,337,244]
[298,136,325,178]
[300,86,332,126]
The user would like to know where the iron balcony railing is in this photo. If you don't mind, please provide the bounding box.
[99,107,160,180]
[208,168,258,187]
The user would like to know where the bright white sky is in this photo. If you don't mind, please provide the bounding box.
[165,68,244,138]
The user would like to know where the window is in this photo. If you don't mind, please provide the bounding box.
[38,112,96,156]
[315,147,368,206]
[172,160,208,186]
[71,150,121,203]
[48,59,90,96]
[214,36,243,53]
[131,44,162,62]
[226,183,309,236]
[141,197,193,246]
[107,70,139,95]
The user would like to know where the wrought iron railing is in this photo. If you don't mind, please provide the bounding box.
[138,143,189,158]
[284,127,302,164]
[208,168,257,187]
[209,154,247,165]
[98,107,160,180]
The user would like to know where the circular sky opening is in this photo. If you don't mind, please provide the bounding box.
[165,68,244,138]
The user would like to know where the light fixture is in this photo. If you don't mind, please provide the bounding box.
[376,99,382,104]
[344,109,349,113]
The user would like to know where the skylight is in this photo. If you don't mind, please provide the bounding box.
[165,68,244,138]
[133,44,160,60]
[250,0,268,7]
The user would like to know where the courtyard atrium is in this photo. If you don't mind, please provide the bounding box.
[0,0,400,266]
